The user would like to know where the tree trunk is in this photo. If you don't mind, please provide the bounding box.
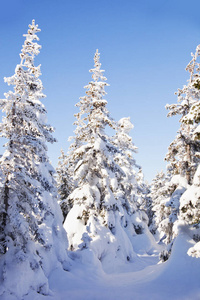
[1,179,9,254]
[186,124,191,184]
[186,144,191,184]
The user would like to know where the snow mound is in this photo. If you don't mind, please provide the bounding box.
[19,228,200,300]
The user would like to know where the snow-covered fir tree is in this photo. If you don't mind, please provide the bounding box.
[61,51,158,270]
[0,20,69,299]
[112,118,150,246]
[167,44,200,205]
[176,45,200,256]
[178,44,200,226]
[162,176,187,248]
[150,172,175,246]
[179,165,200,227]
[166,43,200,184]
[135,168,152,224]
[112,118,138,217]
[157,134,189,255]
[150,171,168,235]
[152,43,200,259]
[62,50,136,267]
[150,170,187,261]
[175,165,200,259]
[57,149,75,220]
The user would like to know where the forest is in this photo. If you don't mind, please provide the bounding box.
[0,20,200,300]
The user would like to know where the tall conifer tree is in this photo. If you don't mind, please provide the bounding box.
[0,20,69,299]
[62,50,137,267]
[152,43,200,258]
[113,118,150,239]
[60,51,158,269]
[166,43,200,184]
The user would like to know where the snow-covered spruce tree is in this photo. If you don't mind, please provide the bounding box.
[150,171,187,261]
[175,164,200,259]
[113,118,150,237]
[0,20,69,298]
[57,149,75,220]
[176,46,200,255]
[178,44,200,227]
[158,174,187,252]
[162,132,189,247]
[135,168,152,224]
[63,50,137,268]
[154,43,200,259]
[112,118,138,216]
[179,164,200,226]
[150,171,174,247]
[166,43,200,185]
[150,171,168,235]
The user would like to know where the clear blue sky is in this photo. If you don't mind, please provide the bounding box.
[0,0,200,182]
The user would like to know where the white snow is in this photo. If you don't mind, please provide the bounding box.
[7,228,198,300]
[188,241,200,258]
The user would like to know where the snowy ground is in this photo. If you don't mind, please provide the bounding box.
[3,230,196,300]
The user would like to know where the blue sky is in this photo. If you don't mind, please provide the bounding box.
[0,0,200,182]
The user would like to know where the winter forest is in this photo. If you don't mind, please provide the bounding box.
[0,19,200,300]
